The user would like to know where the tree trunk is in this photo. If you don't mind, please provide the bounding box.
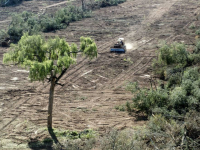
[81,0,85,11]
[47,72,56,129]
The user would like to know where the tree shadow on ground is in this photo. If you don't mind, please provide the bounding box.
[28,128,63,150]
[48,127,63,146]
[28,138,53,150]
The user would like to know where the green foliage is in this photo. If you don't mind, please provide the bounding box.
[0,5,92,44]
[7,11,40,42]
[115,105,125,111]
[80,36,98,59]
[126,82,169,114]
[127,67,200,115]
[95,0,126,8]
[53,128,96,140]
[153,43,188,68]
[100,129,136,150]
[55,5,91,25]
[167,71,182,88]
[98,111,200,149]
[196,29,200,36]
[152,43,190,79]
[3,33,97,82]
[63,138,96,150]
[169,87,188,112]
[40,15,60,32]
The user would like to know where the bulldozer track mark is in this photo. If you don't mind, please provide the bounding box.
[104,57,146,87]
[111,57,153,89]
[0,98,30,131]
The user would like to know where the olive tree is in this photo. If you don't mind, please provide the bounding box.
[3,33,97,129]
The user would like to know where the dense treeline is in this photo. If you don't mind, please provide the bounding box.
[0,0,126,46]
[0,0,25,6]
[0,5,92,45]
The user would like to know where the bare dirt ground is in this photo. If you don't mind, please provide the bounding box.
[0,0,200,149]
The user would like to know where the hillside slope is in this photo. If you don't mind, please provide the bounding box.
[0,0,200,148]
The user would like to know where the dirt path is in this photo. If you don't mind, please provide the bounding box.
[0,0,199,148]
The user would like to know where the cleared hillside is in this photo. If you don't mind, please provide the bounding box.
[0,0,200,148]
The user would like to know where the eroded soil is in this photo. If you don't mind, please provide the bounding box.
[0,0,200,148]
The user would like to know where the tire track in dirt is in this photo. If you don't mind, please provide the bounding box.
[101,0,179,89]
[1,0,189,142]
[0,97,30,131]
[43,0,179,92]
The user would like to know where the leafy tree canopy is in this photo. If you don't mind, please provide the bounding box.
[3,33,97,82]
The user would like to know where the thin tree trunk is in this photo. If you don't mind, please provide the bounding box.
[47,72,56,129]
[81,0,85,11]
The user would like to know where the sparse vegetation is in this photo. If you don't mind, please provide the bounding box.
[115,105,126,111]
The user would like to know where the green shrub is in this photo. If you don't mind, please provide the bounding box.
[0,4,93,45]
[196,29,200,36]
[182,67,200,81]
[166,71,182,88]
[7,11,40,42]
[157,43,188,66]
[95,0,126,8]
[52,129,97,150]
[40,15,60,32]
[127,67,200,116]
[115,105,125,111]
[126,82,169,114]
[100,129,137,150]
[169,87,188,112]
[55,5,91,26]
[152,43,190,80]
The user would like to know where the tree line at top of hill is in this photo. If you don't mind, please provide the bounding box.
[0,0,27,7]
[0,0,126,47]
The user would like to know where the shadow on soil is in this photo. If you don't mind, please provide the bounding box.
[28,128,63,150]
[28,138,53,150]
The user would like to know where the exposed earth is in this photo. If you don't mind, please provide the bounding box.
[0,0,200,149]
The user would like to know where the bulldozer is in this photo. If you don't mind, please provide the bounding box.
[110,38,126,53]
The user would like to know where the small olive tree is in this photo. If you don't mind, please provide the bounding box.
[3,33,97,129]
